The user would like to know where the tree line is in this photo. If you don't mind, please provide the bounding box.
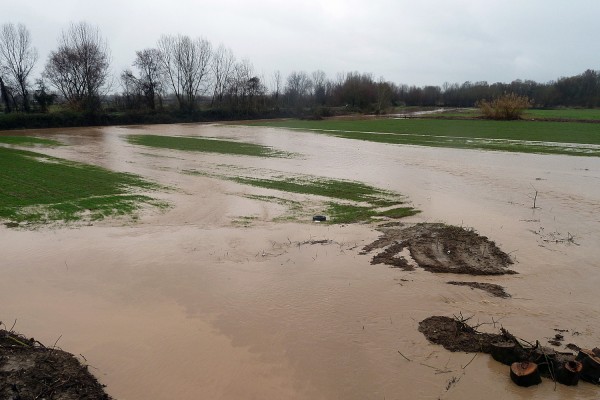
[1,21,600,118]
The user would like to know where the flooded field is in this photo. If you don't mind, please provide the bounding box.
[1,123,599,399]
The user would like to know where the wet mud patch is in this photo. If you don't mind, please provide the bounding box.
[419,316,600,386]
[447,281,510,298]
[362,223,515,275]
[418,315,506,353]
[0,329,111,399]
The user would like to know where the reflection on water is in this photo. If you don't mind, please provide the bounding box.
[1,123,599,399]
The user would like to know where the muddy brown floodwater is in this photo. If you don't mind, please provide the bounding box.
[1,123,600,399]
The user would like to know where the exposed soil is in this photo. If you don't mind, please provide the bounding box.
[447,281,510,298]
[419,316,600,386]
[362,223,515,275]
[418,315,507,353]
[0,329,111,400]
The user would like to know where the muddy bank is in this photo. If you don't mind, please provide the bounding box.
[362,223,515,275]
[419,316,600,386]
[0,329,110,400]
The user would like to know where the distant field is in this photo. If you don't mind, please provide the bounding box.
[434,108,600,120]
[127,134,290,157]
[0,136,62,146]
[524,109,600,120]
[0,147,162,226]
[249,118,600,156]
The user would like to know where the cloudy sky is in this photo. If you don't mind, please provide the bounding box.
[5,0,600,88]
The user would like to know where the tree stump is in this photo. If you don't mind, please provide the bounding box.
[576,349,600,384]
[491,340,519,365]
[557,361,583,386]
[510,362,542,387]
[530,347,557,376]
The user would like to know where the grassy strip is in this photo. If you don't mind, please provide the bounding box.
[249,118,600,156]
[230,176,399,207]
[0,147,162,225]
[227,175,418,224]
[127,134,290,158]
[439,108,600,120]
[184,169,419,224]
[0,136,62,146]
[524,109,600,120]
[325,203,418,224]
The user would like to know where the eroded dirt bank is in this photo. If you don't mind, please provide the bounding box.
[1,124,599,399]
[0,329,110,399]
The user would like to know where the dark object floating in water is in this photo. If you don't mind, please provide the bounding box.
[313,215,327,222]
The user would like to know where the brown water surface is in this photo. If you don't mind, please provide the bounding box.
[1,124,599,399]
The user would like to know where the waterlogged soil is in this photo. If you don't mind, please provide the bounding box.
[446,281,510,298]
[418,316,600,385]
[362,223,515,275]
[1,124,600,399]
[418,316,511,353]
[0,330,110,399]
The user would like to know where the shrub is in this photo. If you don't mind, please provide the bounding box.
[476,93,532,120]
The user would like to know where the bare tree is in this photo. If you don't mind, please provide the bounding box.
[285,71,312,109]
[271,70,282,106]
[133,48,162,110]
[0,23,38,112]
[33,79,55,112]
[0,76,12,112]
[210,44,235,107]
[225,59,251,109]
[157,34,212,112]
[311,70,327,105]
[119,69,143,109]
[376,77,392,114]
[44,22,111,112]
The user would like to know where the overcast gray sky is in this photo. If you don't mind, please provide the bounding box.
[5,0,600,88]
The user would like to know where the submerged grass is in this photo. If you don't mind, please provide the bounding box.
[0,136,62,147]
[230,176,399,207]
[226,175,418,224]
[0,147,163,226]
[127,134,290,158]
[183,167,419,224]
[325,204,419,224]
[249,118,600,156]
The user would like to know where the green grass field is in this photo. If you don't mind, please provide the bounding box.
[248,118,600,156]
[438,108,600,120]
[0,147,163,226]
[0,136,62,146]
[524,109,600,120]
[127,134,290,158]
